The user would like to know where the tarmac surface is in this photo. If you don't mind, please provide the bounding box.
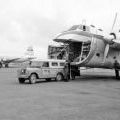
[0,68,120,120]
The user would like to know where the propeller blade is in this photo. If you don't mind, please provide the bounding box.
[111,13,118,32]
[103,44,109,63]
[103,13,118,44]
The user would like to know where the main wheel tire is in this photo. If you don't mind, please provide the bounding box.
[56,73,63,81]
[29,74,37,84]
[18,78,25,84]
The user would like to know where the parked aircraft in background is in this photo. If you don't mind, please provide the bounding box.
[52,14,120,79]
[0,46,35,68]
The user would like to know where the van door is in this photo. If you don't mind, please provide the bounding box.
[49,62,59,78]
[41,62,50,78]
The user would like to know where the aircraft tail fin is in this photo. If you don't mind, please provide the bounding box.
[25,46,34,58]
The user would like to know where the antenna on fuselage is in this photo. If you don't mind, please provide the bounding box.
[82,19,86,31]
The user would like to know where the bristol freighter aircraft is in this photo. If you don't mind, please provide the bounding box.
[53,17,120,79]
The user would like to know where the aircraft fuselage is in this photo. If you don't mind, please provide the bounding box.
[54,30,120,69]
[78,36,120,69]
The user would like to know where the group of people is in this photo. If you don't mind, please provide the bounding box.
[63,46,80,81]
[63,60,80,81]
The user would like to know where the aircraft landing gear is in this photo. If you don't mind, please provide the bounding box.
[115,69,119,79]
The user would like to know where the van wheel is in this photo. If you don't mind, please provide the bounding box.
[18,78,25,84]
[56,73,63,81]
[29,74,37,84]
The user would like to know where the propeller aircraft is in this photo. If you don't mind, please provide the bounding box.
[0,46,35,68]
[53,14,120,79]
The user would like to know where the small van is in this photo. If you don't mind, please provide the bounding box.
[17,59,66,84]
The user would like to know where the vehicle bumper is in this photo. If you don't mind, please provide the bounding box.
[18,74,29,79]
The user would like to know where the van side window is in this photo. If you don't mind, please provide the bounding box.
[42,62,49,67]
[52,62,58,66]
[60,62,65,66]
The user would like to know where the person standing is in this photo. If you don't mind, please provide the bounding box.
[64,61,70,82]
[114,60,120,79]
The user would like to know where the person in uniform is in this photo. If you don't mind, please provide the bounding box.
[114,60,120,79]
[64,61,70,82]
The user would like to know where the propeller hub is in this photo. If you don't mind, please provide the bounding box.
[103,32,116,44]
[110,32,116,39]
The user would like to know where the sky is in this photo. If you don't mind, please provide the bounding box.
[0,0,120,58]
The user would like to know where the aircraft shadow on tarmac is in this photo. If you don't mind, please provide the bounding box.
[75,75,118,81]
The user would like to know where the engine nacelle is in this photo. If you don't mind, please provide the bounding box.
[103,32,116,44]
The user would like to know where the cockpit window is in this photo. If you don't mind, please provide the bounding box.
[68,24,90,32]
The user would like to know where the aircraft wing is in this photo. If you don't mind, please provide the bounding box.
[1,58,20,64]
[12,57,36,63]
[1,57,36,64]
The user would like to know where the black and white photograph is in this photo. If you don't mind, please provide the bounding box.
[0,0,120,119]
